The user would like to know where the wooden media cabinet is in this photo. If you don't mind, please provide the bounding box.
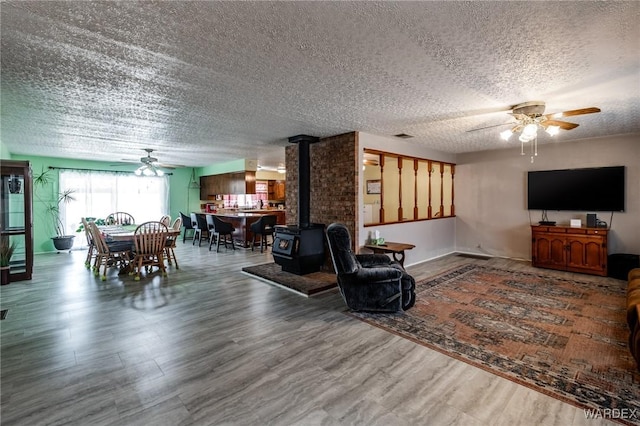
[531,225,608,276]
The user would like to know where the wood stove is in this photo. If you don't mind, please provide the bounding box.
[272,135,325,275]
[272,224,325,275]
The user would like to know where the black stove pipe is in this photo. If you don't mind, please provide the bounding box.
[288,134,319,229]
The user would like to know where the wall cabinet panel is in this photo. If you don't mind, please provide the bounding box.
[200,172,256,199]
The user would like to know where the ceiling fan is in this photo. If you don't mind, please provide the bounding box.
[468,101,601,134]
[119,149,182,176]
[469,101,600,162]
[507,101,600,132]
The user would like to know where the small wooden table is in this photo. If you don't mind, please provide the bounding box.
[363,242,415,267]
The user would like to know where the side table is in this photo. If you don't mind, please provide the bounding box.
[363,242,415,267]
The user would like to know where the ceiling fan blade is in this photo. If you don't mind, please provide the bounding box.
[543,119,579,130]
[544,107,600,119]
[467,122,514,132]
[156,163,182,169]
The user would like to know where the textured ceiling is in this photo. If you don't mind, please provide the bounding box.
[1,1,639,169]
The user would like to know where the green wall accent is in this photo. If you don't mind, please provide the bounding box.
[197,159,247,176]
[0,141,11,159]
[5,154,263,252]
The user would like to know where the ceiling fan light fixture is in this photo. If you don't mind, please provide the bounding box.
[135,163,164,176]
[519,133,531,143]
[523,123,538,137]
[500,129,513,141]
[545,125,560,136]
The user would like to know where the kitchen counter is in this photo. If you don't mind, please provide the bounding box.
[204,210,286,248]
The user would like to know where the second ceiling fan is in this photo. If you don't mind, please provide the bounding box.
[131,149,182,176]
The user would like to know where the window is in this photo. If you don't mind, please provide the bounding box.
[58,170,169,247]
[363,149,455,225]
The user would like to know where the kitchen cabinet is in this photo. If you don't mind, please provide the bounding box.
[200,171,256,199]
[274,180,285,200]
[531,225,608,276]
[1,160,33,282]
[267,180,285,200]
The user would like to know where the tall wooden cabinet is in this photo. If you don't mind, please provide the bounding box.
[531,225,608,276]
[267,180,285,201]
[1,160,33,282]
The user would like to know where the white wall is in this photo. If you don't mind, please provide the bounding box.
[456,134,640,259]
[358,132,457,266]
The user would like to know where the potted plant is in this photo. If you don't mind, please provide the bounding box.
[1,238,16,285]
[33,168,77,251]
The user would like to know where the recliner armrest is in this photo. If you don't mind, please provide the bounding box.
[354,266,402,282]
[356,254,392,267]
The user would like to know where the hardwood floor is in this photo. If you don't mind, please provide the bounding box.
[0,242,617,426]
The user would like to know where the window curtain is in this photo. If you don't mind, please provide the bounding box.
[58,170,170,248]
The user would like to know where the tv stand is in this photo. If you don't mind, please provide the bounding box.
[531,225,608,276]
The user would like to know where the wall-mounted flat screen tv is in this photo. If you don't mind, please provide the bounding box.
[527,166,625,212]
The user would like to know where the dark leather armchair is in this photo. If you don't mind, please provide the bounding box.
[326,223,415,312]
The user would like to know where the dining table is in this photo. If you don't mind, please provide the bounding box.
[98,224,181,275]
[99,225,180,242]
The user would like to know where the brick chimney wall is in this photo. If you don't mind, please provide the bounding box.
[285,131,359,270]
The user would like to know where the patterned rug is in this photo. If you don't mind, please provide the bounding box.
[349,264,640,424]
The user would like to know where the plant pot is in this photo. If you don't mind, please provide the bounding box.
[52,235,75,251]
[0,266,9,285]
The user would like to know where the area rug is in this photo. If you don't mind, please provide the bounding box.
[349,264,640,425]
[242,262,337,296]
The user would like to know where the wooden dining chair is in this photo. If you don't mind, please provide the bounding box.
[81,217,97,268]
[164,217,181,269]
[106,212,135,225]
[88,222,132,281]
[130,221,168,281]
[159,215,171,227]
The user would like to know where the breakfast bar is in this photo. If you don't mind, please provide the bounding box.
[205,210,285,248]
